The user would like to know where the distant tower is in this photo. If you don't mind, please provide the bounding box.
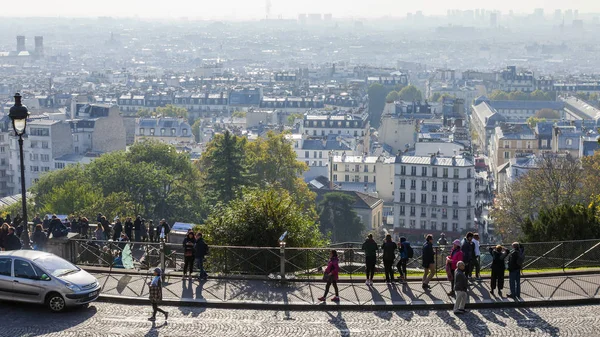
[16,35,25,53]
[265,0,271,19]
[34,36,44,56]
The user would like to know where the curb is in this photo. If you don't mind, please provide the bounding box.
[97,294,600,311]
[84,267,600,283]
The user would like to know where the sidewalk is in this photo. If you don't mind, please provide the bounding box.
[93,270,600,310]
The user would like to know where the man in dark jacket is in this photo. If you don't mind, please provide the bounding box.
[453,261,468,314]
[194,233,209,279]
[507,242,524,298]
[134,215,143,242]
[4,227,22,251]
[381,234,397,283]
[48,215,68,238]
[422,234,435,290]
[361,234,378,285]
[100,216,111,240]
[124,217,133,241]
[461,232,474,279]
[148,220,155,242]
[112,218,123,241]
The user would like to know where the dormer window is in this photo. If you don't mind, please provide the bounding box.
[140,128,145,135]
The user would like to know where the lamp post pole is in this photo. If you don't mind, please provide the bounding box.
[9,93,30,249]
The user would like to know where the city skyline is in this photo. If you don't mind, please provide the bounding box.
[1,0,600,19]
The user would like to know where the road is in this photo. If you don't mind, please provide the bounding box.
[1,301,598,336]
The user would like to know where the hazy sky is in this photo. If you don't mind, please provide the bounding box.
[6,0,600,19]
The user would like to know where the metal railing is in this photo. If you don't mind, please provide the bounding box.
[67,238,600,279]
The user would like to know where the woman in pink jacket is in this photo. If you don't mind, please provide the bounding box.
[446,239,464,297]
[318,250,340,302]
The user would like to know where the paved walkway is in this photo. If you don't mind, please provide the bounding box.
[92,271,600,309]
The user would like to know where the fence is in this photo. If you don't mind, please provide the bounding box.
[67,238,600,279]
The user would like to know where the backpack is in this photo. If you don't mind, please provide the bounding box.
[516,250,525,267]
[405,242,414,259]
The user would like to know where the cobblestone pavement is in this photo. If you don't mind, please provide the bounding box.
[0,301,599,336]
[94,272,600,306]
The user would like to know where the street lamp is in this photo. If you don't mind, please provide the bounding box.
[9,93,30,248]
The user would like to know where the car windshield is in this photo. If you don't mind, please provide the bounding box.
[34,255,80,277]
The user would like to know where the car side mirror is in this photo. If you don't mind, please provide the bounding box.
[39,274,51,281]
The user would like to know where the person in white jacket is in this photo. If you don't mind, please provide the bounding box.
[472,233,482,280]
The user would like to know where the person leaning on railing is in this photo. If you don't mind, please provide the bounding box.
[361,234,378,286]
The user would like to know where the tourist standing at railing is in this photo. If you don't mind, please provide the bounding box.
[142,218,149,242]
[148,220,156,242]
[396,237,410,283]
[94,225,104,241]
[446,239,463,297]
[461,232,474,281]
[48,215,69,238]
[422,234,435,290]
[79,217,90,238]
[31,224,48,251]
[100,216,111,241]
[158,219,170,242]
[489,245,508,297]
[124,217,133,241]
[361,233,378,286]
[134,215,143,242]
[381,234,397,283]
[0,223,9,251]
[112,218,123,241]
[42,215,50,230]
[472,233,482,280]
[182,231,196,279]
[318,250,340,302]
[194,232,209,280]
[507,242,524,299]
[32,214,42,227]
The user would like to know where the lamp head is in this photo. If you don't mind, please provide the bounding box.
[9,93,29,136]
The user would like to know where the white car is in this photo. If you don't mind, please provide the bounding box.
[0,250,100,312]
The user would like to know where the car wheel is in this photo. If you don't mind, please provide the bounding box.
[46,293,66,313]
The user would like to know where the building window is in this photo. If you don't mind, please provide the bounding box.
[467,182,472,192]
[410,193,416,203]
[140,128,145,135]
[333,164,338,171]
[400,179,406,189]
[364,165,368,172]
[411,166,417,176]
[442,208,447,218]
[421,180,427,191]
[467,196,472,206]
[333,174,337,181]
[400,192,405,202]
[566,139,572,146]
[364,176,369,183]
[41,154,49,162]
[420,220,427,229]
[442,222,448,231]
[421,194,427,204]
[150,128,155,135]
[171,128,176,136]
[453,182,459,193]
[504,151,510,159]
[432,195,437,204]
[467,211,471,220]
[431,221,437,230]
[305,151,309,158]
[345,175,349,182]
[431,208,437,218]
[401,166,406,175]
[421,167,427,176]
[410,180,416,190]
[443,168,448,178]
[432,181,437,191]
[409,220,416,229]
[432,167,438,177]
[399,206,405,216]
[503,141,510,149]
[443,195,448,205]
[453,209,459,219]
[442,181,448,192]
[410,206,416,216]
[420,207,426,217]
[453,195,459,205]
[453,169,459,178]
[345,164,350,172]
[41,141,48,149]
[467,169,472,178]
[160,128,166,135]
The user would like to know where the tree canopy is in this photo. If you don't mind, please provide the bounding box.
[137,105,189,119]
[367,83,388,129]
[488,90,555,101]
[534,108,561,119]
[398,85,423,102]
[385,91,399,102]
[318,192,364,243]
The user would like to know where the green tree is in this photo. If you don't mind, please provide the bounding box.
[155,104,188,119]
[507,91,529,101]
[526,116,546,128]
[489,90,509,100]
[245,131,314,210]
[31,164,87,212]
[199,130,249,204]
[286,113,304,126]
[385,91,399,102]
[398,85,423,102]
[203,187,325,247]
[42,181,101,215]
[136,108,153,117]
[534,108,561,119]
[232,111,246,118]
[575,92,589,101]
[367,83,388,129]
[318,192,364,243]
[191,119,202,142]
[530,90,552,101]
[522,202,600,242]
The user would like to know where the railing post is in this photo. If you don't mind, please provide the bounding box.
[160,240,166,282]
[279,242,286,280]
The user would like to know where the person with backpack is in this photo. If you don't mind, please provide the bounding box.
[396,237,412,283]
[381,234,397,283]
[194,232,209,280]
[489,245,508,297]
[507,242,524,299]
[421,234,435,290]
[472,233,482,280]
[361,234,378,286]
[461,232,474,281]
[158,219,170,242]
[317,250,340,302]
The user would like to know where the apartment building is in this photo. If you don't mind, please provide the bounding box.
[393,154,476,239]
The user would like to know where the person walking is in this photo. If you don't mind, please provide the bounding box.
[4,227,22,251]
[396,237,410,283]
[31,224,48,251]
[381,234,397,283]
[507,242,524,299]
[472,233,482,280]
[453,261,468,314]
[446,239,463,297]
[489,245,508,297]
[318,250,340,302]
[361,234,378,285]
[194,232,209,280]
[422,234,435,290]
[461,232,474,280]
[0,223,9,251]
[147,268,169,321]
[182,231,196,279]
